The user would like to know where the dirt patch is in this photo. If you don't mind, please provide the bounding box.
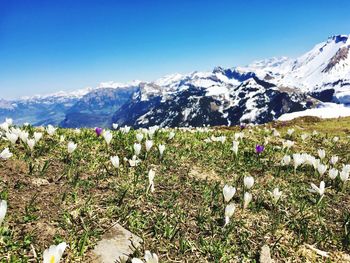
[188,165,221,182]
[0,159,69,248]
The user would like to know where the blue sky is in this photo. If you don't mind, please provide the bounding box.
[1,0,350,99]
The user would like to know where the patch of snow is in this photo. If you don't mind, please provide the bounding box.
[182,108,191,121]
[98,80,141,89]
[206,85,229,96]
[154,73,184,87]
[278,103,350,121]
[190,78,217,88]
[19,87,94,101]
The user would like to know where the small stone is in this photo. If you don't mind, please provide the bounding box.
[92,223,143,263]
[31,178,50,186]
[260,245,272,263]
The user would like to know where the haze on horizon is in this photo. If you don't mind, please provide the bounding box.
[1,0,350,99]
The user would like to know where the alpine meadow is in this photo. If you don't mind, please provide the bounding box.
[1,1,350,262]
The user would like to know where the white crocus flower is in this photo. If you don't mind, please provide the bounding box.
[273,130,280,137]
[0,200,7,225]
[309,181,325,197]
[133,143,142,156]
[158,144,165,157]
[317,149,326,160]
[269,188,282,203]
[20,130,29,143]
[110,156,120,169]
[103,130,113,145]
[6,132,18,144]
[234,132,244,140]
[46,125,57,136]
[330,156,338,165]
[218,136,226,144]
[136,133,144,142]
[293,153,304,171]
[224,203,235,226]
[328,168,338,180]
[287,128,294,136]
[281,155,291,166]
[0,122,9,132]
[264,137,270,146]
[282,140,294,150]
[312,158,321,170]
[144,250,159,263]
[148,169,155,193]
[43,242,67,263]
[60,135,65,143]
[231,141,239,155]
[223,185,236,203]
[121,125,131,134]
[112,123,119,130]
[243,176,254,189]
[145,140,153,152]
[243,192,252,209]
[301,133,308,141]
[0,148,13,160]
[34,132,43,142]
[67,142,77,154]
[333,136,339,143]
[317,163,327,176]
[5,118,13,125]
[11,128,22,137]
[302,154,315,166]
[27,138,36,151]
[340,170,349,182]
[128,155,141,167]
[343,164,350,174]
[168,131,175,140]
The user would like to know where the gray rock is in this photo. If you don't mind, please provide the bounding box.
[260,245,272,263]
[92,223,143,263]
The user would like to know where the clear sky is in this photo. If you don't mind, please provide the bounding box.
[1,0,350,99]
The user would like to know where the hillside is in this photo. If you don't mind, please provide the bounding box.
[0,117,350,262]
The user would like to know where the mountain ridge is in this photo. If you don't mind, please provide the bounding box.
[1,34,349,127]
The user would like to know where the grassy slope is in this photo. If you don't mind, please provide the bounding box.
[0,116,350,262]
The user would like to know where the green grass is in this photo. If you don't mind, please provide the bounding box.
[0,116,350,262]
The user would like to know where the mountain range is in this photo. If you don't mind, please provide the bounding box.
[1,34,350,128]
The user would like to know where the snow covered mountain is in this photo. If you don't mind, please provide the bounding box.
[111,77,315,128]
[1,34,349,127]
[240,35,350,103]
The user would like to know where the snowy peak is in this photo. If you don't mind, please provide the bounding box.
[154,73,185,87]
[98,80,142,89]
[293,34,349,75]
[16,80,141,103]
[17,87,94,104]
[240,34,350,98]
[247,56,291,71]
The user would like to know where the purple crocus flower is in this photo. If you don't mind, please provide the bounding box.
[255,144,264,154]
[95,127,103,136]
[239,123,246,130]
